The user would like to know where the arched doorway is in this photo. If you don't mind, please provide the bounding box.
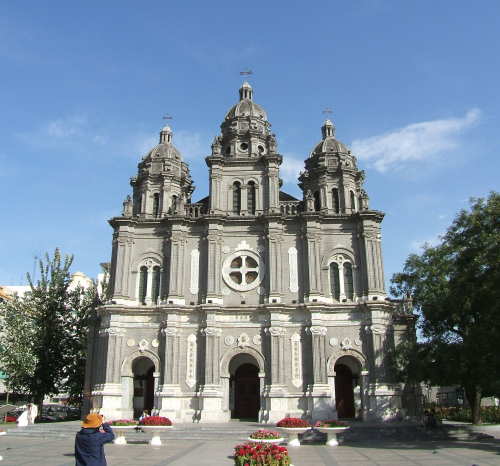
[132,357,155,418]
[334,355,361,419]
[229,354,260,420]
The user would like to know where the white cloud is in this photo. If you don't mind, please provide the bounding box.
[174,131,206,160]
[280,153,304,183]
[409,234,443,252]
[351,109,480,172]
[45,115,87,139]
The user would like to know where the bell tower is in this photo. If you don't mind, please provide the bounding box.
[206,82,282,215]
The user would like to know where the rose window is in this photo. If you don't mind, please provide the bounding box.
[222,250,264,292]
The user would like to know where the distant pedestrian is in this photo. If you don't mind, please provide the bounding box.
[28,403,38,424]
[16,407,29,427]
[75,413,114,466]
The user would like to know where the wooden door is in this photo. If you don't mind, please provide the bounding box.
[335,364,355,418]
[234,364,260,419]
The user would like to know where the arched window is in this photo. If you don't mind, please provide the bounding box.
[153,193,160,218]
[344,262,354,300]
[247,181,256,215]
[350,191,356,213]
[171,195,177,213]
[330,263,341,300]
[151,266,161,304]
[139,266,148,304]
[332,188,340,214]
[233,182,241,214]
[314,191,321,211]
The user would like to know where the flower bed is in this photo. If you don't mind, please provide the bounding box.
[139,416,172,426]
[314,420,348,428]
[276,417,310,428]
[249,430,283,440]
[234,442,291,466]
[110,419,137,426]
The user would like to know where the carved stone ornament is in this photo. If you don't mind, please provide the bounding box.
[127,338,136,347]
[151,339,159,348]
[341,337,352,350]
[162,327,178,336]
[204,327,222,337]
[224,335,235,346]
[329,337,338,347]
[237,333,250,348]
[256,286,265,295]
[354,338,362,346]
[256,245,265,253]
[222,245,231,254]
[309,326,327,336]
[370,324,386,335]
[267,327,286,337]
[252,334,262,345]
[138,339,149,352]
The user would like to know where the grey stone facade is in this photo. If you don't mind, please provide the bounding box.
[85,83,411,422]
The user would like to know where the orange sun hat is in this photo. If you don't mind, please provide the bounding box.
[82,413,103,428]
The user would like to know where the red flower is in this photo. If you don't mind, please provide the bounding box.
[276,417,311,428]
[139,416,172,426]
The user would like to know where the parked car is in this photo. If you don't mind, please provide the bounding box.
[5,410,23,422]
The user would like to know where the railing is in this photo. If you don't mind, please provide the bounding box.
[185,203,206,218]
[279,201,302,216]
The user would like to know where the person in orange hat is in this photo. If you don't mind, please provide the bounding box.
[75,413,115,466]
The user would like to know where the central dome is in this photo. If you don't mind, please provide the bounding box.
[224,82,268,121]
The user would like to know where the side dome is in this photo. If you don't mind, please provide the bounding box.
[144,126,183,162]
[224,82,268,121]
[310,119,349,157]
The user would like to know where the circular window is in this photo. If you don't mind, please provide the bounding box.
[258,145,265,154]
[222,250,265,292]
[240,142,248,151]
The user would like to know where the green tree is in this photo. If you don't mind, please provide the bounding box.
[391,192,500,424]
[0,249,103,411]
[62,284,101,406]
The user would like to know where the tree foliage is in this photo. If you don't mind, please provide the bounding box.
[391,192,500,424]
[0,249,102,408]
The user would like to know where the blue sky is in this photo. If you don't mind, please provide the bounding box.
[1,0,499,290]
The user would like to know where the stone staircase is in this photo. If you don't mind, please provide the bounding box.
[4,420,493,443]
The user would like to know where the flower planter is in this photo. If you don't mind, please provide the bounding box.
[111,425,137,445]
[247,436,285,444]
[278,427,311,447]
[315,426,350,446]
[140,425,173,446]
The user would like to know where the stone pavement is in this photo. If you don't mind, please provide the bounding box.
[1,434,500,465]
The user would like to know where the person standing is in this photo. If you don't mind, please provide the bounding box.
[75,413,115,466]
[28,403,38,424]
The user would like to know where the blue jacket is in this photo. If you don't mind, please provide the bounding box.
[75,423,115,466]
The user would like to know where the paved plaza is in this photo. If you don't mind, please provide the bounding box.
[1,430,500,465]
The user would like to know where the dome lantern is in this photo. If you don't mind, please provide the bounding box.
[159,126,173,144]
[239,81,253,101]
[321,119,335,139]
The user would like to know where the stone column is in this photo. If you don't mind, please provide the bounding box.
[267,234,283,301]
[206,226,223,304]
[166,232,186,304]
[203,327,221,387]
[361,370,369,420]
[362,227,385,296]
[267,326,286,388]
[305,231,322,297]
[161,327,181,388]
[309,326,328,385]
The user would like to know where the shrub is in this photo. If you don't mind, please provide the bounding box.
[436,406,500,424]
[109,419,137,426]
[249,430,282,440]
[276,417,310,428]
[314,419,348,428]
[139,416,172,426]
[234,442,291,466]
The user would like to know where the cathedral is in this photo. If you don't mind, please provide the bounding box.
[84,82,410,422]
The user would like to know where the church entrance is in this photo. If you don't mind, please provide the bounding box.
[132,356,155,418]
[229,354,260,420]
[334,363,356,418]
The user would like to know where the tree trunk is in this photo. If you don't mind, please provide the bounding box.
[465,385,482,424]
